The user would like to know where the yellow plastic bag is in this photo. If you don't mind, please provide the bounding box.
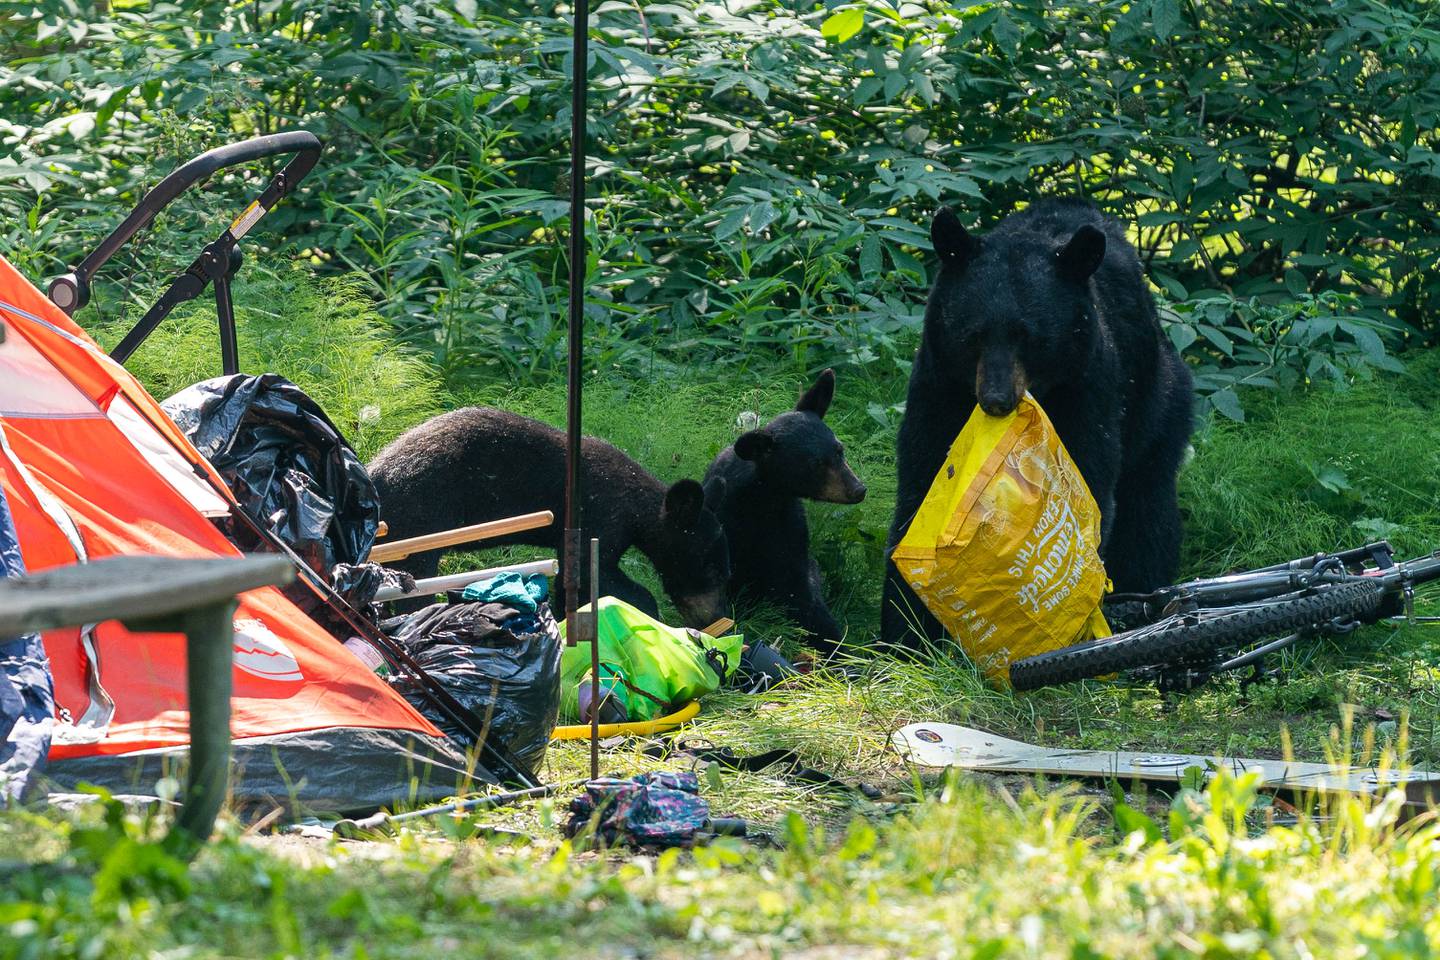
[891,394,1110,681]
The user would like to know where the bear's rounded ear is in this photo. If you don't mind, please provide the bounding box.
[1055,224,1106,282]
[796,368,835,418]
[662,479,706,529]
[931,207,980,267]
[703,475,727,506]
[734,430,774,463]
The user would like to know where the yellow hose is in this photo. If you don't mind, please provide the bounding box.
[549,699,701,741]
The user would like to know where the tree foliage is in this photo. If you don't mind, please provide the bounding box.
[1,0,1435,409]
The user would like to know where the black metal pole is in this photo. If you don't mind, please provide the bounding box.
[563,0,589,659]
[213,270,240,377]
[589,537,601,781]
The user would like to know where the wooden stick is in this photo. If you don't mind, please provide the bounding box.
[368,511,554,564]
[372,558,560,602]
[701,617,735,638]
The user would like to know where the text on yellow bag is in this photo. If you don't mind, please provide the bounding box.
[891,394,1110,681]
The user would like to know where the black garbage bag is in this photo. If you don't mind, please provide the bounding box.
[162,374,380,575]
[330,562,414,610]
[380,600,562,776]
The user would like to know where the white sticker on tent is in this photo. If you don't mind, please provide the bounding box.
[107,396,230,518]
[233,619,304,684]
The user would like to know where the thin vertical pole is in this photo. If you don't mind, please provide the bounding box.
[588,538,601,781]
[213,271,240,377]
[563,0,590,656]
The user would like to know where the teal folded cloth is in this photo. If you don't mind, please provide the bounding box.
[462,571,549,614]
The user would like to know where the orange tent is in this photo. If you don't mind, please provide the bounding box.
[0,255,476,810]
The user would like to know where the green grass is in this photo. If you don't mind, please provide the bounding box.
[6,767,1438,959]
[12,280,1440,956]
[83,270,447,461]
[1180,350,1440,574]
[76,284,1440,767]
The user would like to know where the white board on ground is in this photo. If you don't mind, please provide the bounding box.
[892,722,1440,802]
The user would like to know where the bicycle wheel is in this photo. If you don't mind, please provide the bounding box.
[1101,598,1157,631]
[1010,579,1386,691]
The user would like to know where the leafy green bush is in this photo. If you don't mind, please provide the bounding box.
[1162,290,1406,420]
[2,0,1436,389]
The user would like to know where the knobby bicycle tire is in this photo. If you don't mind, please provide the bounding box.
[1010,579,1386,691]
[1101,599,1155,631]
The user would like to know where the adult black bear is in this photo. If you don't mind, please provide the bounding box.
[369,407,730,629]
[703,369,867,648]
[881,198,1194,647]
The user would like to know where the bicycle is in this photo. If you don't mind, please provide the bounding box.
[1009,540,1440,692]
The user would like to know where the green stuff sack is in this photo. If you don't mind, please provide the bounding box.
[558,597,743,722]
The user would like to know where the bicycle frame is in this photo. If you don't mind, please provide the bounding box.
[46,131,322,376]
[1111,541,1434,612]
[1355,549,1440,620]
[1121,543,1440,686]
[1016,537,1440,692]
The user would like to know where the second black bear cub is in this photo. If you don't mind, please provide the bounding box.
[369,407,730,629]
[704,370,867,648]
[882,198,1194,647]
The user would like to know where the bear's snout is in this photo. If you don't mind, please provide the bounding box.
[975,352,1028,417]
[817,463,867,505]
[978,393,1019,417]
[674,588,729,630]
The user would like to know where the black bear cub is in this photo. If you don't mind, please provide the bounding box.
[704,370,867,648]
[882,198,1194,647]
[369,408,730,629]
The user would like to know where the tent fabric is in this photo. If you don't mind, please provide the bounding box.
[0,255,474,808]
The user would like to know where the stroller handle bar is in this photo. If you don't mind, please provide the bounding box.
[47,131,322,321]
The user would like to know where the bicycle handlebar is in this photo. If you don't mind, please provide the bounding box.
[47,131,322,316]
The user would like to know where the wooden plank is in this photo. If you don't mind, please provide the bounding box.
[892,722,1440,802]
[0,555,295,636]
[368,511,554,563]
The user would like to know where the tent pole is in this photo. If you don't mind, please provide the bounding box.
[564,0,595,778]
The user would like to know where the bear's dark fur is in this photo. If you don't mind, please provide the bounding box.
[703,369,867,648]
[881,198,1195,647]
[368,407,730,628]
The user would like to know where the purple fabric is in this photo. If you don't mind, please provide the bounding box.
[565,772,709,848]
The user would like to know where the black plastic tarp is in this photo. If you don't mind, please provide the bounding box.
[162,374,380,577]
[382,600,562,777]
[44,726,481,816]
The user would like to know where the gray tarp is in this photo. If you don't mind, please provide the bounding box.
[0,482,54,804]
[44,726,485,815]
